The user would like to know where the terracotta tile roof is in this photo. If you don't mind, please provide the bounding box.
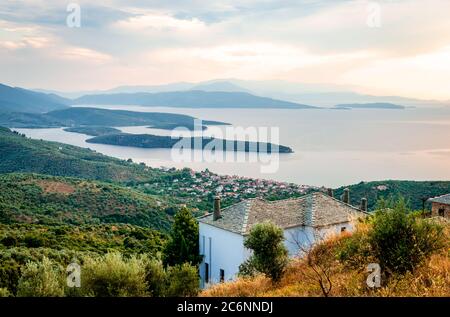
[198,192,367,235]
[428,193,450,205]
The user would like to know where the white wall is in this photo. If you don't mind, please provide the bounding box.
[199,221,354,287]
[199,223,246,288]
[285,222,353,256]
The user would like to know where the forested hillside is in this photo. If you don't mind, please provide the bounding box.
[334,180,450,211]
[0,127,166,182]
[0,173,172,231]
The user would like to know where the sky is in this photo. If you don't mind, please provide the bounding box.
[1,0,450,100]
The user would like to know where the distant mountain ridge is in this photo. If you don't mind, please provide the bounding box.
[73,90,315,109]
[0,83,69,113]
[34,79,448,108]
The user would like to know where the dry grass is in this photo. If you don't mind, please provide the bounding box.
[201,222,450,297]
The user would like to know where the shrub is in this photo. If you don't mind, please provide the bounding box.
[239,222,288,282]
[337,226,372,269]
[144,259,166,297]
[165,263,199,297]
[24,235,45,248]
[369,199,445,275]
[0,262,21,295]
[16,257,65,297]
[1,236,18,247]
[80,252,148,297]
[0,287,11,297]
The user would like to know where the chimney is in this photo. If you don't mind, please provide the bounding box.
[213,196,221,221]
[327,188,334,198]
[360,197,368,212]
[343,188,350,204]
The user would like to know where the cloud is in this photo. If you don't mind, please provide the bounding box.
[0,0,449,99]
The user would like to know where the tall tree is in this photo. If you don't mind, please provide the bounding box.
[163,207,202,267]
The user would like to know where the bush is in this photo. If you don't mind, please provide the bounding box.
[1,236,18,247]
[16,257,65,297]
[337,226,372,269]
[369,199,445,274]
[0,262,21,295]
[80,252,148,297]
[239,222,288,282]
[144,259,166,297]
[0,287,11,297]
[165,263,199,297]
[24,235,45,248]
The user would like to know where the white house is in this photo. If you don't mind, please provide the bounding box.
[198,191,367,287]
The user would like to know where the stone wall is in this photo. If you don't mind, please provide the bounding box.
[431,202,450,218]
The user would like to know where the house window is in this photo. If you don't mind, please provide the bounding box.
[341,227,346,233]
[220,269,225,283]
[439,208,445,217]
[204,263,209,284]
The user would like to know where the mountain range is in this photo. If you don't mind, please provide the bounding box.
[73,90,315,109]
[0,83,69,113]
[35,79,450,108]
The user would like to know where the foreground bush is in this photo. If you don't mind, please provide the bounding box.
[369,199,444,274]
[164,263,199,297]
[80,252,147,297]
[16,257,65,297]
[0,287,11,297]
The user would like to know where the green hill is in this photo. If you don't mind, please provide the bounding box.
[334,180,450,211]
[0,127,166,182]
[0,173,172,231]
[0,107,228,130]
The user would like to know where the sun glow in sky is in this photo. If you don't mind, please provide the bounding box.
[1,0,450,100]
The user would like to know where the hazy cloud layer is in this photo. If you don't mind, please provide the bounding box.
[1,0,449,99]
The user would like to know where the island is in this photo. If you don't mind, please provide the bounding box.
[86,133,294,153]
[64,126,122,136]
[333,103,405,110]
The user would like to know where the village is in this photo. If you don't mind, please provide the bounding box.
[135,167,315,211]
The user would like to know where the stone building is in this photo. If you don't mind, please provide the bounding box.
[428,194,450,218]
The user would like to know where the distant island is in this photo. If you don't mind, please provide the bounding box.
[333,102,406,110]
[86,133,294,153]
[64,126,122,136]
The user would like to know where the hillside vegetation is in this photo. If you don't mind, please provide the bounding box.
[0,107,227,129]
[0,223,166,295]
[0,173,172,231]
[334,180,450,211]
[0,127,166,182]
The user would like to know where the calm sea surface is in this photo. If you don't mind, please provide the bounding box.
[15,105,450,187]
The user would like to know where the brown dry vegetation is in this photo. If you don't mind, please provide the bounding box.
[35,180,75,194]
[201,222,450,297]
